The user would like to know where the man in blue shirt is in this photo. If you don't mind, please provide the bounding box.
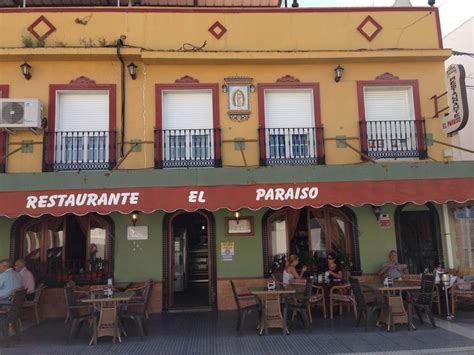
[0,259,22,304]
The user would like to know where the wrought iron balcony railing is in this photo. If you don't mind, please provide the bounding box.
[359,119,427,160]
[258,127,325,166]
[154,128,222,168]
[44,130,117,172]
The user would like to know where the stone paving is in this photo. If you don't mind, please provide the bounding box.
[1,309,473,354]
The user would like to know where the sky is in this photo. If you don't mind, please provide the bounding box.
[296,0,474,36]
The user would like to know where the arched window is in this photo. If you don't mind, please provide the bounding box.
[12,214,114,286]
[263,207,360,274]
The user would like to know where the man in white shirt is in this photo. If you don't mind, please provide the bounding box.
[14,259,35,295]
[378,250,408,279]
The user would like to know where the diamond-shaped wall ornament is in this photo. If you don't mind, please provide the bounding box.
[208,21,227,40]
[27,15,56,41]
[357,16,382,42]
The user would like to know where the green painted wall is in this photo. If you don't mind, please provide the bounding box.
[112,212,163,283]
[352,205,397,274]
[0,202,458,283]
[214,209,266,279]
[0,217,12,260]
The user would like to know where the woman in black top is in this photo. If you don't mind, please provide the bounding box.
[326,252,342,282]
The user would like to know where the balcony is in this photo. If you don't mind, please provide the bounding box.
[154,128,221,169]
[258,127,325,166]
[359,119,427,161]
[44,130,117,172]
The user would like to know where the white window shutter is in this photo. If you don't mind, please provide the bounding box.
[264,89,314,128]
[364,87,415,121]
[163,90,213,129]
[56,92,109,131]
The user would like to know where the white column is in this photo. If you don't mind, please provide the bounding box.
[442,204,454,269]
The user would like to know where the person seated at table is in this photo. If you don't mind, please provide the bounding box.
[378,250,408,280]
[0,259,22,305]
[326,252,342,282]
[283,255,307,285]
[14,259,35,300]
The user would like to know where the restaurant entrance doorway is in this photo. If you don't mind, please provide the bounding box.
[164,211,215,310]
[396,203,443,274]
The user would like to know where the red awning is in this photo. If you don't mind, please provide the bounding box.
[0,178,473,218]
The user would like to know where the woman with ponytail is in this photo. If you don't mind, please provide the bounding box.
[282,254,307,285]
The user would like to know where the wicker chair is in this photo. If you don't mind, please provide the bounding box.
[451,280,474,316]
[329,282,357,320]
[120,280,153,338]
[0,289,27,347]
[64,286,96,340]
[406,274,436,330]
[289,278,326,322]
[64,281,90,323]
[230,280,261,333]
[22,283,46,325]
[125,279,153,319]
[350,277,388,330]
[287,278,313,329]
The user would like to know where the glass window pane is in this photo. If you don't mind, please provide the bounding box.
[23,223,43,277]
[46,219,64,276]
[90,227,106,273]
[309,215,325,253]
[271,219,287,255]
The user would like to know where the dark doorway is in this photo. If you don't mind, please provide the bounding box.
[397,206,443,274]
[167,212,212,309]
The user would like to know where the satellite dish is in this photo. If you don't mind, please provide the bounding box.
[1,102,24,124]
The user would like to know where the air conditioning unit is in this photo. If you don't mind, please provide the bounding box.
[0,99,42,129]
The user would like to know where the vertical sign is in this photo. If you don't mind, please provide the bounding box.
[442,64,469,135]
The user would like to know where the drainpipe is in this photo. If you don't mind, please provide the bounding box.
[442,204,454,269]
[116,36,126,158]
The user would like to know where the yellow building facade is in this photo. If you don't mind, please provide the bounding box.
[0,4,472,315]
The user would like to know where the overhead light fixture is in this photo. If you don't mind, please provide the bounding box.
[371,205,381,221]
[20,62,32,80]
[233,210,241,223]
[334,64,344,83]
[428,0,435,6]
[127,62,137,80]
[131,211,139,226]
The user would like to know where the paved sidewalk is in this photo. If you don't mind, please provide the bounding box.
[1,310,473,354]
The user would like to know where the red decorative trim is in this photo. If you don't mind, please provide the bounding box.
[357,78,424,160]
[174,75,200,84]
[357,15,382,42]
[47,80,117,169]
[155,82,220,166]
[276,75,300,83]
[375,72,400,81]
[0,85,9,173]
[27,15,56,41]
[69,76,97,85]
[257,81,323,164]
[208,21,227,40]
[0,85,9,98]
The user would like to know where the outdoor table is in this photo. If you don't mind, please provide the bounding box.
[364,281,420,331]
[80,291,133,345]
[249,286,296,335]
